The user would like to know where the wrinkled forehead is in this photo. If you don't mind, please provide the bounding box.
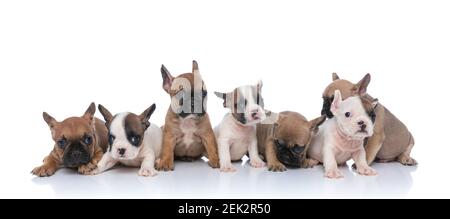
[233,85,259,104]
[276,117,310,145]
[341,96,366,114]
[171,73,206,93]
[110,112,144,136]
[58,117,92,140]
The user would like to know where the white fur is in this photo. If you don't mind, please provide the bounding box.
[308,90,377,178]
[179,115,197,147]
[92,113,162,177]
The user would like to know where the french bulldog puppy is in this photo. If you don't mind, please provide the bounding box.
[322,73,417,166]
[214,81,266,172]
[89,104,162,177]
[308,90,378,178]
[257,111,325,171]
[31,103,109,177]
[156,60,220,171]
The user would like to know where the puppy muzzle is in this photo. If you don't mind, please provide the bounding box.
[274,140,305,168]
[63,143,91,167]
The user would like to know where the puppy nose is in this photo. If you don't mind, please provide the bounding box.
[360,124,367,130]
[358,120,365,125]
[118,148,126,156]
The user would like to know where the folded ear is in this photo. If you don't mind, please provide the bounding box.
[43,112,58,129]
[330,90,342,114]
[332,73,340,81]
[139,104,156,130]
[214,91,228,108]
[98,104,113,126]
[82,102,96,124]
[309,115,326,133]
[161,64,174,93]
[355,73,371,95]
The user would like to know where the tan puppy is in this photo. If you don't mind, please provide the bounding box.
[156,61,220,171]
[31,103,109,177]
[257,111,325,171]
[321,73,417,166]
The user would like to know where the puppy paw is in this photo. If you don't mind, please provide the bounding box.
[324,168,344,179]
[78,162,97,175]
[220,163,237,172]
[208,157,220,169]
[138,168,158,177]
[302,158,319,168]
[398,156,418,166]
[31,165,57,177]
[155,161,174,171]
[250,158,266,168]
[357,166,377,176]
[268,162,287,172]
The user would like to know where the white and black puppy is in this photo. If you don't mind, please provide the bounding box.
[214,81,266,172]
[89,104,162,177]
[308,90,378,178]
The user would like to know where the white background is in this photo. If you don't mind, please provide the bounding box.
[0,0,449,198]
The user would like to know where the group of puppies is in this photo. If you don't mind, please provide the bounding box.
[32,61,417,179]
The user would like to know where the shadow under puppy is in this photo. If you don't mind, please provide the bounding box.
[156,60,219,171]
[257,111,325,171]
[308,90,378,178]
[322,73,417,166]
[32,103,108,177]
[214,81,266,172]
[89,104,162,177]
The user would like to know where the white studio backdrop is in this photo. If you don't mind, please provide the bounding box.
[0,0,449,198]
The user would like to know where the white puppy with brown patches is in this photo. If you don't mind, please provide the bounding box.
[214,81,266,172]
[89,104,162,177]
[308,90,378,178]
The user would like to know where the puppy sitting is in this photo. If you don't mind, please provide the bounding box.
[156,61,220,171]
[214,81,266,172]
[322,73,416,166]
[31,103,108,177]
[308,90,378,178]
[257,111,325,171]
[90,104,162,177]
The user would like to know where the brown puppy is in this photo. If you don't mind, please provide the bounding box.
[257,111,326,171]
[31,103,109,177]
[156,60,220,171]
[321,73,417,166]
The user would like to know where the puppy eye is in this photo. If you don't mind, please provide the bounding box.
[108,134,115,145]
[83,135,92,145]
[345,112,351,118]
[130,135,140,145]
[57,138,66,148]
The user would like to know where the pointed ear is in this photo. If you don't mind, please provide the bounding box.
[256,80,263,93]
[43,112,58,129]
[139,104,156,130]
[82,102,96,124]
[332,72,340,81]
[309,115,326,133]
[161,64,174,93]
[192,60,200,75]
[330,90,342,114]
[355,73,371,95]
[98,104,113,126]
[214,91,228,108]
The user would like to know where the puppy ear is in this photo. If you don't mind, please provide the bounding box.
[214,91,228,108]
[332,72,340,81]
[354,73,371,95]
[372,98,379,108]
[309,115,326,133]
[192,60,200,75]
[82,102,96,124]
[330,90,342,114]
[256,80,263,93]
[161,64,174,93]
[98,104,113,126]
[139,104,156,129]
[43,112,58,129]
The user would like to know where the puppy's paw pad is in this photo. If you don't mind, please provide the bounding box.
[208,159,220,169]
[220,164,237,172]
[155,162,174,171]
[325,169,344,179]
[31,166,56,177]
[250,159,266,168]
[78,163,97,174]
[357,166,377,176]
[268,163,287,172]
[398,157,418,166]
[303,159,319,168]
[138,168,158,177]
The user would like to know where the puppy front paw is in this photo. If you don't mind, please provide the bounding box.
[31,165,57,177]
[302,158,319,168]
[208,157,220,169]
[220,163,237,172]
[155,160,174,171]
[268,162,287,172]
[138,168,158,177]
[78,162,97,175]
[398,156,418,166]
[356,166,377,176]
[250,158,266,168]
[325,168,344,179]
